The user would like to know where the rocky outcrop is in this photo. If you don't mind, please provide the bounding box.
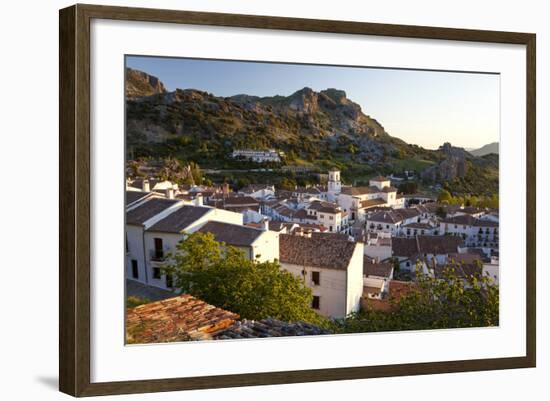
[421,142,468,182]
[127,83,403,165]
[126,68,167,98]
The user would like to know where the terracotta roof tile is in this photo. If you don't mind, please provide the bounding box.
[370,175,390,181]
[279,234,356,270]
[360,198,386,208]
[392,237,418,258]
[363,261,393,278]
[392,235,463,257]
[126,295,239,343]
[341,186,380,196]
[214,318,330,339]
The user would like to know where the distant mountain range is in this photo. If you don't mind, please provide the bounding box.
[467,142,499,157]
[125,68,499,195]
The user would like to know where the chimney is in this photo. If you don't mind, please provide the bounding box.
[142,179,150,192]
[262,219,269,231]
[165,187,174,199]
[195,193,203,206]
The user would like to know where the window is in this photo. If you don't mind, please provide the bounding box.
[131,260,138,279]
[166,274,173,288]
[153,237,164,260]
[312,296,320,310]
[329,216,333,220]
[312,271,320,285]
[153,267,161,279]
[329,225,333,232]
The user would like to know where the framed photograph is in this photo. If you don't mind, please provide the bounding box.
[59,4,536,397]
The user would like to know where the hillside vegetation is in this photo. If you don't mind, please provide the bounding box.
[126,68,498,197]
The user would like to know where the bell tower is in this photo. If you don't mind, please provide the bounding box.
[328,168,341,195]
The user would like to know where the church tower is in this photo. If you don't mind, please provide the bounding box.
[328,168,341,196]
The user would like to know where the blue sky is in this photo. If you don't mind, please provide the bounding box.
[127,56,499,150]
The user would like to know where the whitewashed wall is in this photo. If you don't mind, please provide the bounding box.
[346,242,365,315]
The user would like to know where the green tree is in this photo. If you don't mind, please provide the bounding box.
[189,161,202,184]
[397,181,418,194]
[334,263,499,333]
[435,206,447,219]
[163,232,324,325]
[437,189,452,203]
[278,177,297,191]
[126,296,151,308]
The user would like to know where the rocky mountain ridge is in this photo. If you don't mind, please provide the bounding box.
[126,68,167,98]
[125,69,498,195]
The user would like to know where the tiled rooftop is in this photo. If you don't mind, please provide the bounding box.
[126,295,239,343]
[363,260,393,278]
[370,175,390,181]
[146,205,211,233]
[126,198,180,226]
[360,198,386,208]
[125,190,153,207]
[341,186,380,196]
[214,318,330,339]
[392,235,464,257]
[126,295,331,343]
[197,221,264,247]
[279,233,357,270]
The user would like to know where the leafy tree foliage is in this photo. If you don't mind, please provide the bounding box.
[163,232,325,325]
[397,181,418,194]
[126,296,151,308]
[437,189,453,203]
[435,206,447,219]
[437,188,498,209]
[278,177,297,191]
[333,263,499,333]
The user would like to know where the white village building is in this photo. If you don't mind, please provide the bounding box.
[336,174,404,222]
[279,233,364,318]
[439,214,499,249]
[126,193,279,290]
[125,197,185,285]
[305,200,349,233]
[231,149,282,163]
[391,235,464,272]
